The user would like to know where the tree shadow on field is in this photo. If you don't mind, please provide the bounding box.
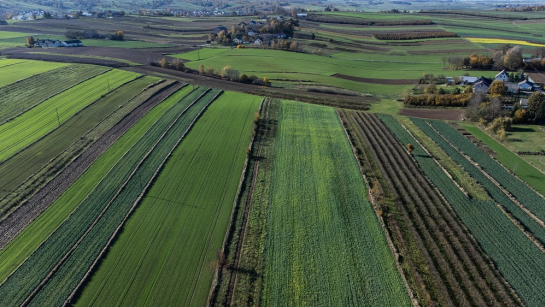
[227,266,261,278]
[416,154,433,159]
[510,126,534,133]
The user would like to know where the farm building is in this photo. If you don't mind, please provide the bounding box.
[459,76,478,86]
[62,40,83,47]
[35,39,83,48]
[518,79,535,91]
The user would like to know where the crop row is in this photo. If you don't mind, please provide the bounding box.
[428,121,545,225]
[379,115,545,306]
[344,111,518,307]
[411,118,545,246]
[0,69,140,162]
[74,91,261,307]
[373,31,457,40]
[0,76,160,212]
[262,101,410,306]
[26,88,222,307]
[0,86,213,306]
[0,60,66,88]
[0,83,192,283]
[0,64,110,125]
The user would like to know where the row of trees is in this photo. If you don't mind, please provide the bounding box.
[404,93,472,107]
[446,45,523,70]
[373,31,457,40]
[198,64,270,86]
[65,29,124,40]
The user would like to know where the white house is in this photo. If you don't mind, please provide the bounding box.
[495,69,509,82]
[253,38,263,45]
[247,30,257,36]
[233,37,243,44]
[474,80,490,94]
[520,98,529,109]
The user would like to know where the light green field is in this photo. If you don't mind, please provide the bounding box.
[460,123,545,196]
[0,60,67,88]
[0,69,139,162]
[75,91,261,307]
[0,85,193,283]
[262,100,411,306]
[174,47,495,97]
[0,31,28,39]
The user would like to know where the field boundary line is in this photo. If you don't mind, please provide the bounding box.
[0,77,165,217]
[210,97,266,307]
[18,87,212,307]
[0,73,143,165]
[64,89,223,306]
[0,81,181,247]
[0,66,112,127]
[0,85,195,289]
[337,109,419,307]
[427,123,545,253]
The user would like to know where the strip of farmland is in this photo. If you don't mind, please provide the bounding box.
[0,85,192,279]
[0,60,67,88]
[428,120,545,226]
[212,98,279,307]
[379,115,545,306]
[0,80,183,249]
[0,64,110,125]
[340,111,520,307]
[251,101,410,306]
[0,76,159,213]
[75,91,261,307]
[0,87,218,306]
[0,69,140,162]
[411,118,545,247]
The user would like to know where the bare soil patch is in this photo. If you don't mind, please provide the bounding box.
[2,46,196,65]
[333,73,417,85]
[399,108,466,121]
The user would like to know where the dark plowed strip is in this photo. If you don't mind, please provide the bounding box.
[332,74,418,85]
[0,81,184,249]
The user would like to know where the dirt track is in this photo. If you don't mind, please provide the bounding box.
[399,108,466,121]
[333,73,418,85]
[0,81,184,248]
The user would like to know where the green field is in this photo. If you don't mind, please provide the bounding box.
[0,60,67,87]
[0,76,159,209]
[75,91,261,307]
[380,115,545,306]
[0,86,211,307]
[174,47,495,97]
[460,123,545,197]
[0,64,109,125]
[262,101,410,306]
[0,69,139,162]
[0,86,193,284]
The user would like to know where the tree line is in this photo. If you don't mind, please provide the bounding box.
[446,45,523,70]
